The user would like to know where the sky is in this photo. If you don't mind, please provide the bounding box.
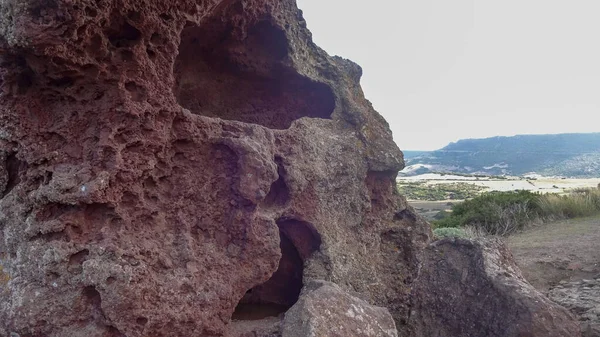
[296,0,600,150]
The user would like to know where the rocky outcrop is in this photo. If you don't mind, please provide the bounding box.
[282,280,398,337]
[0,0,427,336]
[225,280,399,337]
[549,278,600,337]
[409,238,581,337]
[0,0,582,336]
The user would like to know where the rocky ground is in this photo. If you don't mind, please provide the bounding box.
[549,279,600,337]
[508,215,600,336]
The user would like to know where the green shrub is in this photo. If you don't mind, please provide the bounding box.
[433,214,463,228]
[441,190,541,234]
[433,210,451,220]
[433,227,468,239]
[433,189,600,236]
[433,190,542,236]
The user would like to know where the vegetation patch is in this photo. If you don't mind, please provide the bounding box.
[397,181,486,201]
[433,188,600,236]
[435,172,509,180]
[433,227,468,239]
[538,188,600,219]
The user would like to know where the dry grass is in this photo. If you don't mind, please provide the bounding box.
[434,188,600,236]
[538,188,600,219]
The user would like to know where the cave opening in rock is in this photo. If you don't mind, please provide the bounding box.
[173,9,335,129]
[232,219,321,320]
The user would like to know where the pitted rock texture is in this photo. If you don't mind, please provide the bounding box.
[549,278,600,337]
[0,0,428,336]
[225,317,283,337]
[0,1,580,336]
[282,280,398,337]
[224,280,399,337]
[409,238,582,337]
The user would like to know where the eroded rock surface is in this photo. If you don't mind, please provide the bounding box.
[549,278,600,337]
[0,0,428,336]
[282,280,398,337]
[0,0,582,336]
[225,280,398,337]
[409,238,581,337]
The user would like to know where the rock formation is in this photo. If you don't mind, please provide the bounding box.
[0,0,426,335]
[409,238,581,337]
[549,278,600,337]
[281,281,397,337]
[0,0,581,336]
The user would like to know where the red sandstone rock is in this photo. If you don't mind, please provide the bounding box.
[0,0,423,336]
[281,280,398,337]
[0,0,581,336]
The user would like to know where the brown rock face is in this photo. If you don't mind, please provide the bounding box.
[0,0,426,336]
[549,279,600,337]
[281,280,398,337]
[0,0,582,336]
[409,238,582,337]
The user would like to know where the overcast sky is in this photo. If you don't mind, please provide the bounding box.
[296,0,600,150]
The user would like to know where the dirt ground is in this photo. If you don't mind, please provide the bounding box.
[408,200,454,221]
[507,215,600,292]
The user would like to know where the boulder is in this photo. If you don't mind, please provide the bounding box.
[282,280,397,337]
[224,280,398,337]
[409,238,581,337]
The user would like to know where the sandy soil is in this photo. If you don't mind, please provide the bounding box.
[507,215,600,292]
[430,178,600,193]
[399,174,600,195]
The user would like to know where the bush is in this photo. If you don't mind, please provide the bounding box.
[433,189,600,236]
[433,210,451,220]
[434,190,542,235]
[433,227,468,239]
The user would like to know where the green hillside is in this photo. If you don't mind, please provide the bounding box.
[401,133,600,177]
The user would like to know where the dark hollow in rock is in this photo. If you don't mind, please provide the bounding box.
[2,153,26,198]
[68,249,90,270]
[173,16,335,129]
[106,14,142,49]
[233,219,321,320]
[261,157,290,209]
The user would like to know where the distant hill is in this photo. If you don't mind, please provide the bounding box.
[400,133,600,178]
